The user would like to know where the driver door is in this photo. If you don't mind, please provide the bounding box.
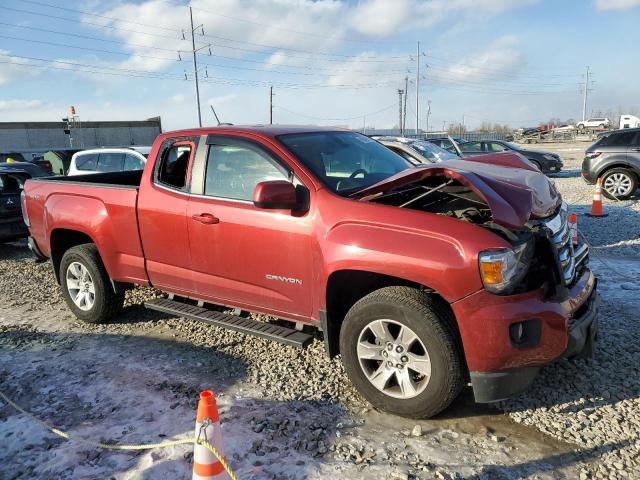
[186,137,314,320]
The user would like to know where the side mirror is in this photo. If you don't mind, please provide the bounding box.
[253,180,307,211]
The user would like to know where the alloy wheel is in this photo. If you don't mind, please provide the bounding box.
[357,319,431,399]
[603,173,633,198]
[66,261,96,311]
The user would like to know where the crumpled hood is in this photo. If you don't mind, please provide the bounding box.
[356,159,561,230]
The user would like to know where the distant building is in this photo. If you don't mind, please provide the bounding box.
[0,117,162,152]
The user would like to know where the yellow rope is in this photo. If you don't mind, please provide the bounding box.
[0,390,238,480]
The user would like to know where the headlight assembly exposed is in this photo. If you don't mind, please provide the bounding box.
[479,241,534,294]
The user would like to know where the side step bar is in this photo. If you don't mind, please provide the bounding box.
[145,298,314,348]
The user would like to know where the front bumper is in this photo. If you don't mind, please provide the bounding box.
[452,267,598,403]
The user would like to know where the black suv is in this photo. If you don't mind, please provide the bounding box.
[582,128,640,200]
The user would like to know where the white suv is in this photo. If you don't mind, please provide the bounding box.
[68,147,150,176]
[576,118,611,131]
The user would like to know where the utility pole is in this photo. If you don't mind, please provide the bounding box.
[415,40,420,136]
[398,88,404,135]
[582,66,590,122]
[426,100,431,134]
[403,76,408,136]
[189,7,203,127]
[269,86,274,124]
[460,114,465,136]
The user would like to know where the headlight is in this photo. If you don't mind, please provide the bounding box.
[479,241,534,294]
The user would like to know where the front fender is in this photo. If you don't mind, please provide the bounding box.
[321,216,511,303]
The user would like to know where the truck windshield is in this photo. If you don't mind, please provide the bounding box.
[278,131,411,194]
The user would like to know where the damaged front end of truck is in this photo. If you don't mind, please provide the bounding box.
[355,160,590,298]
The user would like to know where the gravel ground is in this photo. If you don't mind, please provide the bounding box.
[1,141,639,479]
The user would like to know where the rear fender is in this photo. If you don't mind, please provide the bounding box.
[44,193,146,285]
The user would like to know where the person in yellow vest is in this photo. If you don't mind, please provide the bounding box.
[5,155,17,163]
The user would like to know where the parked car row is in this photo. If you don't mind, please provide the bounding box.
[374,135,563,175]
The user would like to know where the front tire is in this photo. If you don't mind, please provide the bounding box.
[601,168,637,200]
[339,287,464,418]
[60,244,124,324]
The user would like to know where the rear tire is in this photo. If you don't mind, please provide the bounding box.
[601,168,637,200]
[339,286,464,418]
[60,244,124,324]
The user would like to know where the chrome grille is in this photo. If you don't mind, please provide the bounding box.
[543,205,588,285]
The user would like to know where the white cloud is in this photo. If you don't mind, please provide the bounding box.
[0,50,38,86]
[594,0,640,10]
[170,93,187,103]
[0,99,43,111]
[350,0,540,37]
[427,36,524,86]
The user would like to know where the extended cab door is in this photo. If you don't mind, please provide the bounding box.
[186,135,314,320]
[137,138,198,294]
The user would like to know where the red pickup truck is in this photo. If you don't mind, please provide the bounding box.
[22,126,599,418]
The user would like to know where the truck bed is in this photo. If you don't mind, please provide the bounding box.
[24,169,148,285]
[32,169,143,188]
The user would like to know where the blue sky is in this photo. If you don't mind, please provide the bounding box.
[0,0,639,131]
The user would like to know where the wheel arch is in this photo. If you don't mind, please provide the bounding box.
[322,269,460,358]
[596,162,639,182]
[49,229,121,294]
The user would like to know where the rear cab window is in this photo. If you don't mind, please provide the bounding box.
[156,142,194,191]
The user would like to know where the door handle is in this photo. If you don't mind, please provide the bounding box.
[631,148,640,152]
[191,213,219,224]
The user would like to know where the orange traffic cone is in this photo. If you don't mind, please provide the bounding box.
[193,390,229,480]
[586,177,608,217]
[568,212,578,245]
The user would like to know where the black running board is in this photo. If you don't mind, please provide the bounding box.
[145,298,314,348]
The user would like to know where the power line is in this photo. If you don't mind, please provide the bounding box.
[0,6,186,41]
[196,58,406,78]
[0,52,401,90]
[187,3,399,46]
[0,53,185,79]
[0,20,408,74]
[424,54,583,79]
[199,32,410,61]
[0,22,184,53]
[17,0,186,32]
[0,58,187,81]
[197,42,410,66]
[0,34,178,62]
